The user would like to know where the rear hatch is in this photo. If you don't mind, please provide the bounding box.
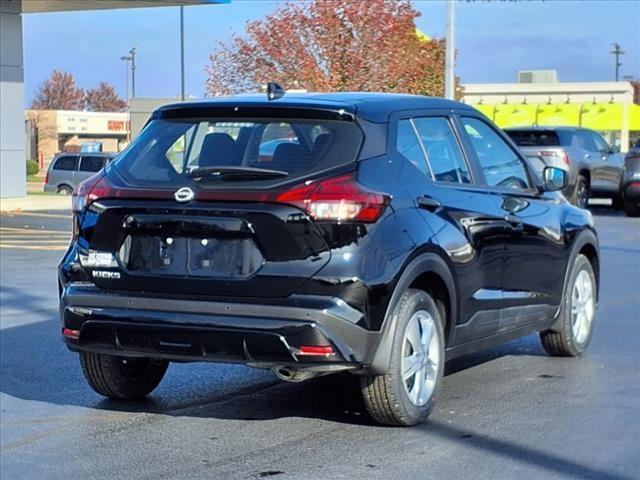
[75,108,365,298]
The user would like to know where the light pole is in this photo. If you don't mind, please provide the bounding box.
[120,55,131,103]
[611,43,624,82]
[129,46,137,98]
[180,6,185,101]
[444,0,456,100]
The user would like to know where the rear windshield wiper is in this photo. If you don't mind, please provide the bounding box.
[190,166,289,181]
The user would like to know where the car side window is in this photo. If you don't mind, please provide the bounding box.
[53,156,78,171]
[591,132,609,154]
[577,130,597,152]
[413,117,471,184]
[395,119,430,176]
[79,156,106,172]
[461,117,531,191]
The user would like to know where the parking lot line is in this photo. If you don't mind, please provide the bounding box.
[0,227,69,235]
[0,244,68,251]
[4,212,72,219]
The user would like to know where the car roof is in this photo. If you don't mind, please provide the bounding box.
[55,152,117,157]
[156,92,476,123]
[505,126,579,132]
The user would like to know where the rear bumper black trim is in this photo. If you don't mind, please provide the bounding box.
[61,284,378,367]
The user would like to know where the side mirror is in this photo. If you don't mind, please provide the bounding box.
[609,145,620,154]
[542,166,567,192]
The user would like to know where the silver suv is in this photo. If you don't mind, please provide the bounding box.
[506,127,624,208]
[44,153,117,195]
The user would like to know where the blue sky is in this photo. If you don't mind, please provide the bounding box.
[22,0,640,106]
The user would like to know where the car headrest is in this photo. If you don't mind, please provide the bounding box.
[271,143,312,172]
[311,133,331,158]
[199,133,238,167]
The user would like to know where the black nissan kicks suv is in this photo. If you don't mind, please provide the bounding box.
[59,92,599,426]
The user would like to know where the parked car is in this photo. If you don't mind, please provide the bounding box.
[505,126,624,209]
[59,92,599,426]
[622,139,640,216]
[44,152,117,195]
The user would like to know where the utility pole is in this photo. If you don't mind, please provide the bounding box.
[611,43,624,81]
[444,0,456,100]
[129,46,137,98]
[180,6,185,101]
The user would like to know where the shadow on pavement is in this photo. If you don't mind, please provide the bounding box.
[0,284,54,315]
[2,316,544,424]
[427,421,635,480]
[2,318,631,480]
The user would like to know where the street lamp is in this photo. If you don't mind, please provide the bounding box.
[180,6,185,101]
[120,46,137,100]
[120,55,131,103]
[444,0,456,100]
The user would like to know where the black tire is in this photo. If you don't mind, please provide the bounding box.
[540,254,596,357]
[360,289,445,426]
[573,176,589,209]
[624,196,640,217]
[57,185,73,195]
[80,352,168,400]
[611,194,624,211]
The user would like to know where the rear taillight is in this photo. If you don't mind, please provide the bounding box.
[539,150,557,158]
[538,150,570,166]
[44,169,50,185]
[72,173,113,213]
[276,173,390,223]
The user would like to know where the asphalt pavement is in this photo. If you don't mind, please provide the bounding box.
[1,206,639,480]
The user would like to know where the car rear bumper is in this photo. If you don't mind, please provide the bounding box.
[60,284,378,371]
[43,184,57,193]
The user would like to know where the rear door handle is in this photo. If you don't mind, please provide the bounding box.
[417,196,441,211]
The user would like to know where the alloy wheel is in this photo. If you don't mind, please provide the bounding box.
[401,310,441,406]
[571,269,595,345]
[577,184,588,209]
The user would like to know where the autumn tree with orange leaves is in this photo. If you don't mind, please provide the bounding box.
[32,71,127,112]
[32,70,86,110]
[85,82,127,112]
[206,0,453,97]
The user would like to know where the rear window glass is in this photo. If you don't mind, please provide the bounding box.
[506,130,567,147]
[113,118,362,186]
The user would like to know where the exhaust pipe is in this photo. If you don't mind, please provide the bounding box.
[272,366,318,383]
